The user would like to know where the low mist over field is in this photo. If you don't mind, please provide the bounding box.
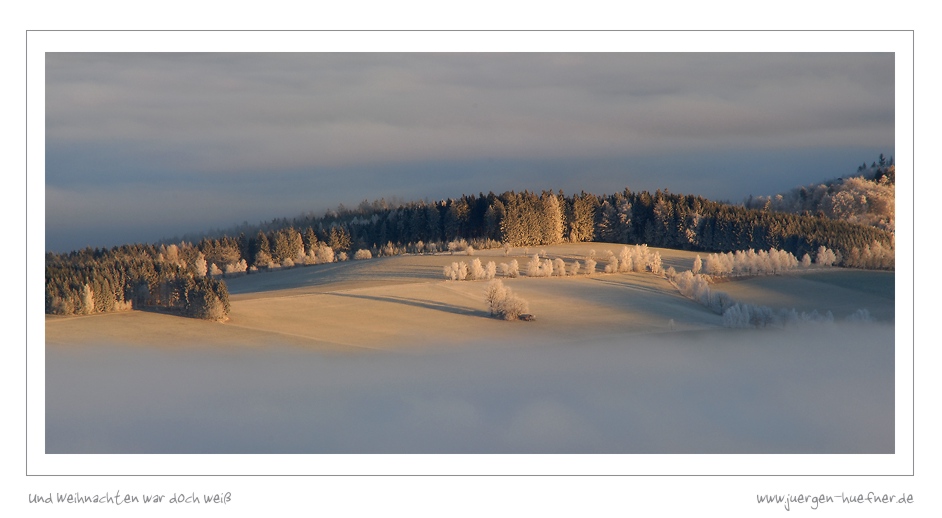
[46,322,893,454]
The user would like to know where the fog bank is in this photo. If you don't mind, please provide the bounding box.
[46,322,894,454]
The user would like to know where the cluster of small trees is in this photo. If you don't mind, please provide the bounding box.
[704,248,802,277]
[840,240,894,269]
[669,270,736,314]
[46,243,230,320]
[598,245,663,275]
[443,259,498,281]
[665,246,879,329]
[667,266,856,329]
[484,280,530,320]
[498,259,520,278]
[525,254,563,278]
[446,244,669,283]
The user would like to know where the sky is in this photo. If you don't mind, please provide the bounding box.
[45,52,895,252]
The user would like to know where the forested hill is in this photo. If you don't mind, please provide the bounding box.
[46,184,895,320]
[744,155,895,233]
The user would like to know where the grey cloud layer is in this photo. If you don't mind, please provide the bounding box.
[47,53,893,174]
[44,52,894,251]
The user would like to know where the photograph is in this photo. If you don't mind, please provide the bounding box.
[17,26,920,517]
[43,50,896,455]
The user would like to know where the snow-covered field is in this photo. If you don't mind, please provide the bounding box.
[45,243,896,454]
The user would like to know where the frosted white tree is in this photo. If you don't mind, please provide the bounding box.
[526,254,542,277]
[604,251,618,274]
[485,261,497,280]
[164,243,183,267]
[629,245,648,273]
[194,253,208,277]
[618,246,632,273]
[316,244,335,264]
[815,246,838,266]
[553,258,566,276]
[443,262,457,280]
[354,249,372,260]
[650,251,662,275]
[484,278,508,313]
[500,259,520,279]
[80,283,95,315]
[569,260,581,276]
[541,193,565,245]
[225,259,248,275]
[692,254,702,274]
[484,279,530,320]
[585,257,597,275]
[469,258,486,280]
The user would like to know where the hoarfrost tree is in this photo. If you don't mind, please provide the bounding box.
[553,258,566,276]
[193,252,208,277]
[485,261,497,280]
[225,259,248,275]
[618,246,632,273]
[484,279,530,320]
[499,259,520,278]
[692,254,702,274]
[79,283,95,315]
[650,251,662,275]
[604,251,618,274]
[816,246,838,266]
[541,192,565,245]
[315,244,335,264]
[569,260,581,276]
[526,254,542,277]
[469,258,486,280]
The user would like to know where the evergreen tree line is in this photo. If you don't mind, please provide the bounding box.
[205,188,893,270]
[45,243,230,320]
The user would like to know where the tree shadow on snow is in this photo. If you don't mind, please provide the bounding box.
[328,292,492,319]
